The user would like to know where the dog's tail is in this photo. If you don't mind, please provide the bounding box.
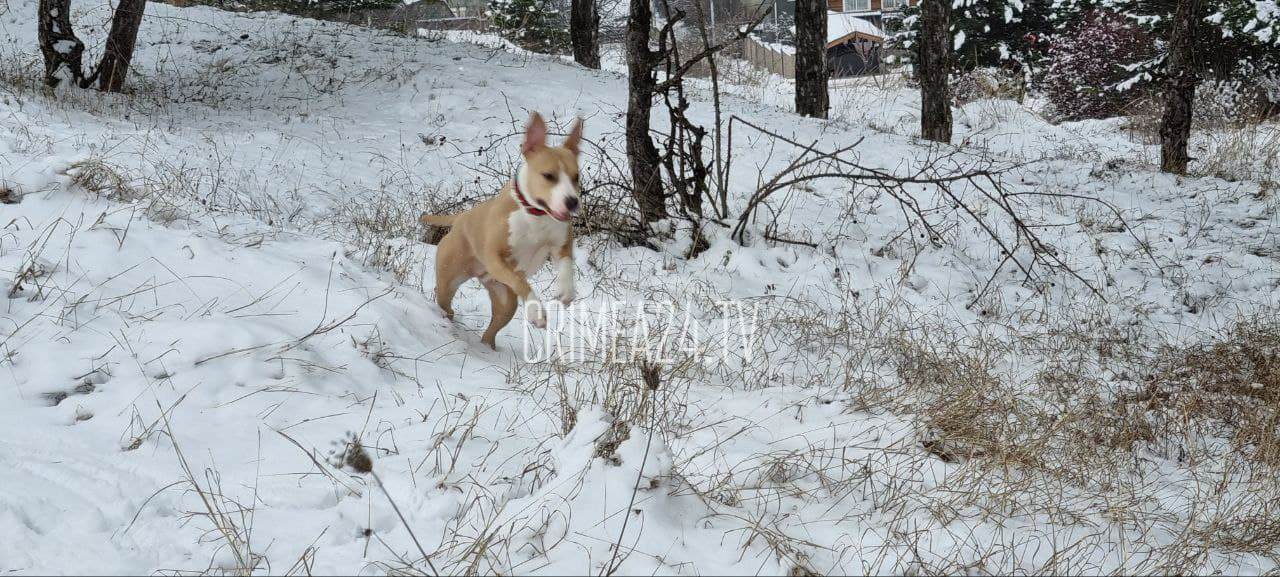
[419,213,457,227]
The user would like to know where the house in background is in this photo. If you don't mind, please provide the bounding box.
[701,0,916,33]
[826,12,885,76]
[400,0,488,31]
[264,0,462,32]
[825,0,917,28]
[739,0,906,77]
[441,0,487,19]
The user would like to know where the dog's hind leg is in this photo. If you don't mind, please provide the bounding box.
[434,233,469,320]
[481,280,517,349]
[436,272,462,321]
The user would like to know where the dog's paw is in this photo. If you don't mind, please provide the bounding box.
[524,300,547,329]
[555,286,575,306]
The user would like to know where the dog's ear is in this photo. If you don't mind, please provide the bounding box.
[522,113,547,154]
[564,118,584,156]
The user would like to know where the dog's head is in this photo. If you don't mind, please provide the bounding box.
[519,112,583,222]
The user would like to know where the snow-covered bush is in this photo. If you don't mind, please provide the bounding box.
[1044,10,1155,122]
[1193,79,1277,127]
[1260,73,1280,103]
[951,67,1027,104]
[486,0,571,54]
[951,69,999,105]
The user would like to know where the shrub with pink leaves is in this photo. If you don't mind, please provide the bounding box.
[1044,10,1156,122]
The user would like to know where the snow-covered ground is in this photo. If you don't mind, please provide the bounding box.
[2,2,1279,575]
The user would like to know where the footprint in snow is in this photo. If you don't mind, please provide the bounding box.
[41,369,110,407]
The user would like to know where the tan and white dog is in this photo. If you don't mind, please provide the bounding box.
[420,112,582,348]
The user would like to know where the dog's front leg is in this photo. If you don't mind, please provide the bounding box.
[554,256,575,305]
[554,239,575,305]
[481,253,547,328]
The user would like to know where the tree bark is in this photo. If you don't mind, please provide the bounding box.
[794,0,827,118]
[919,0,952,143]
[94,0,147,92]
[625,0,667,222]
[1159,0,1199,174]
[571,0,600,69]
[37,0,85,87]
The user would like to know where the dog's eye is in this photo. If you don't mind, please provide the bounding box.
[541,172,557,182]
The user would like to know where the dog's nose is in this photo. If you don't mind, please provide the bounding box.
[565,196,579,212]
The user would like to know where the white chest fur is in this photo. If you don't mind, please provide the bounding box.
[506,211,568,273]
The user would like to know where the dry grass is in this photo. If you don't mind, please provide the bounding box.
[1197,121,1280,185]
[164,420,266,576]
[895,335,1042,467]
[68,159,139,201]
[1138,322,1280,466]
[885,313,1280,565]
[0,182,20,205]
[894,314,1280,469]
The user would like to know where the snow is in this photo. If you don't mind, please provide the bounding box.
[1249,0,1278,42]
[1208,0,1279,43]
[3,1,1280,575]
[827,11,885,43]
[52,39,77,54]
[954,28,966,49]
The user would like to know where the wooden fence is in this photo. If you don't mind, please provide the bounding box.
[742,36,795,78]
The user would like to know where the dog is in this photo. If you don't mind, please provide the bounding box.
[420,112,582,349]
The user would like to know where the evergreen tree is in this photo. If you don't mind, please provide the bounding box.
[1102,0,1280,87]
[952,0,1057,77]
[488,0,572,54]
[895,0,1065,82]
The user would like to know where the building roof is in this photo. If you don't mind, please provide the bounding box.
[827,12,884,45]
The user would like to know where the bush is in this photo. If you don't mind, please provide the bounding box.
[487,0,571,54]
[951,67,1026,104]
[1193,80,1275,128]
[1044,10,1155,122]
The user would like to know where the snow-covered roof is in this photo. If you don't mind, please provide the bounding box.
[828,12,884,44]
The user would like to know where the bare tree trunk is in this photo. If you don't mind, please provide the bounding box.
[37,0,85,87]
[93,0,147,92]
[691,0,728,218]
[794,0,827,118]
[919,0,952,143]
[571,0,600,69]
[1160,0,1199,175]
[625,0,667,222]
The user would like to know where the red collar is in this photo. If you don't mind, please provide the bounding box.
[512,178,547,217]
